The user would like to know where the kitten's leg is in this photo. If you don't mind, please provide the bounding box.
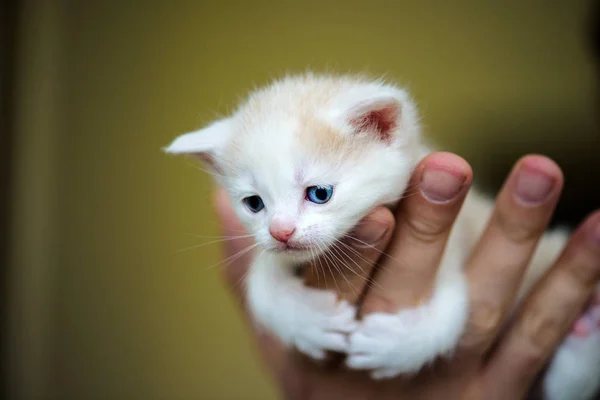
[542,287,600,400]
[345,269,469,379]
[246,257,358,360]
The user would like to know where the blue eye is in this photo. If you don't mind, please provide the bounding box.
[243,195,264,213]
[306,185,333,204]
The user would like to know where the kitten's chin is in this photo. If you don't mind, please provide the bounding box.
[269,244,317,262]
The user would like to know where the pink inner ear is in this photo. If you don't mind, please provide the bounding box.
[193,152,223,174]
[349,105,399,142]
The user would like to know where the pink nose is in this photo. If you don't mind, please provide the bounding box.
[269,226,296,243]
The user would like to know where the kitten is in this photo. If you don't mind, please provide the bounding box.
[165,73,600,400]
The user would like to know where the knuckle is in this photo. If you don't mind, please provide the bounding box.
[566,254,600,287]
[460,302,503,350]
[516,302,563,357]
[514,345,547,378]
[471,302,503,336]
[402,213,447,245]
[495,210,544,245]
[361,292,399,315]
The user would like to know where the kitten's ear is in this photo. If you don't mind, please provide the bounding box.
[163,118,233,170]
[345,95,401,142]
[330,86,416,144]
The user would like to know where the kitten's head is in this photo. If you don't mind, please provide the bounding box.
[166,74,422,262]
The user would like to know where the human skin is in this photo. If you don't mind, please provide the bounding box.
[214,152,600,400]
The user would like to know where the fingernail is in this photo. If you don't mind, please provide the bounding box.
[515,166,555,205]
[354,220,389,247]
[420,167,465,203]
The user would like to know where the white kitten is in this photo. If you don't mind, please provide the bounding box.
[165,73,600,400]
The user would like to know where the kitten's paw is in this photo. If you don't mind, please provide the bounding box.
[570,292,600,338]
[346,310,439,378]
[346,281,468,379]
[543,294,600,400]
[290,291,358,360]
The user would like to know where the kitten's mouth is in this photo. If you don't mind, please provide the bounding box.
[273,242,311,254]
[283,244,310,253]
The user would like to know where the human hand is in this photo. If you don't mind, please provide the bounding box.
[214,152,600,400]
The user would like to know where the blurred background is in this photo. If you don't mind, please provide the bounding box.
[1,1,598,399]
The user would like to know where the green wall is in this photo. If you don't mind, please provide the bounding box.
[9,1,597,399]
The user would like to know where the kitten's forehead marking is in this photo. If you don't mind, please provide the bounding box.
[224,74,392,194]
[295,118,371,181]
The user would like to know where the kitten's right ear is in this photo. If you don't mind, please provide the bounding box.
[163,118,233,171]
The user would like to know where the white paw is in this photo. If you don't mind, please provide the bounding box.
[289,290,358,360]
[543,295,600,400]
[346,281,468,379]
[346,310,437,378]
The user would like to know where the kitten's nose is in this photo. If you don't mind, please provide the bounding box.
[269,223,296,243]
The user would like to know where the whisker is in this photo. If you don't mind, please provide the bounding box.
[231,249,266,294]
[184,160,231,181]
[182,232,254,240]
[324,227,398,276]
[204,242,259,271]
[397,190,422,201]
[342,234,417,275]
[332,241,369,276]
[315,240,340,294]
[330,241,381,291]
[172,235,255,255]
[329,242,364,281]
[308,245,320,287]
[340,233,402,264]
[332,241,384,291]
[329,244,365,296]
[333,238,393,275]
[316,246,328,288]
[319,238,358,295]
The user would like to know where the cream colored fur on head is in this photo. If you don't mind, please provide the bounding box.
[166,74,422,262]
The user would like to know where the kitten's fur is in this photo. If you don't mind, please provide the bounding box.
[166,74,600,400]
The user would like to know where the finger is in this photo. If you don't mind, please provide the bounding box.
[360,152,472,315]
[461,155,564,353]
[213,188,255,300]
[304,206,395,305]
[481,211,600,399]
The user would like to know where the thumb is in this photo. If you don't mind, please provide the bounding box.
[304,206,395,305]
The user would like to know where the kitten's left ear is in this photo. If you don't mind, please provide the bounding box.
[345,95,401,143]
[329,86,417,144]
[163,118,233,170]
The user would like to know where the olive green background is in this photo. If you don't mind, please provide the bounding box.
[7,1,597,399]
